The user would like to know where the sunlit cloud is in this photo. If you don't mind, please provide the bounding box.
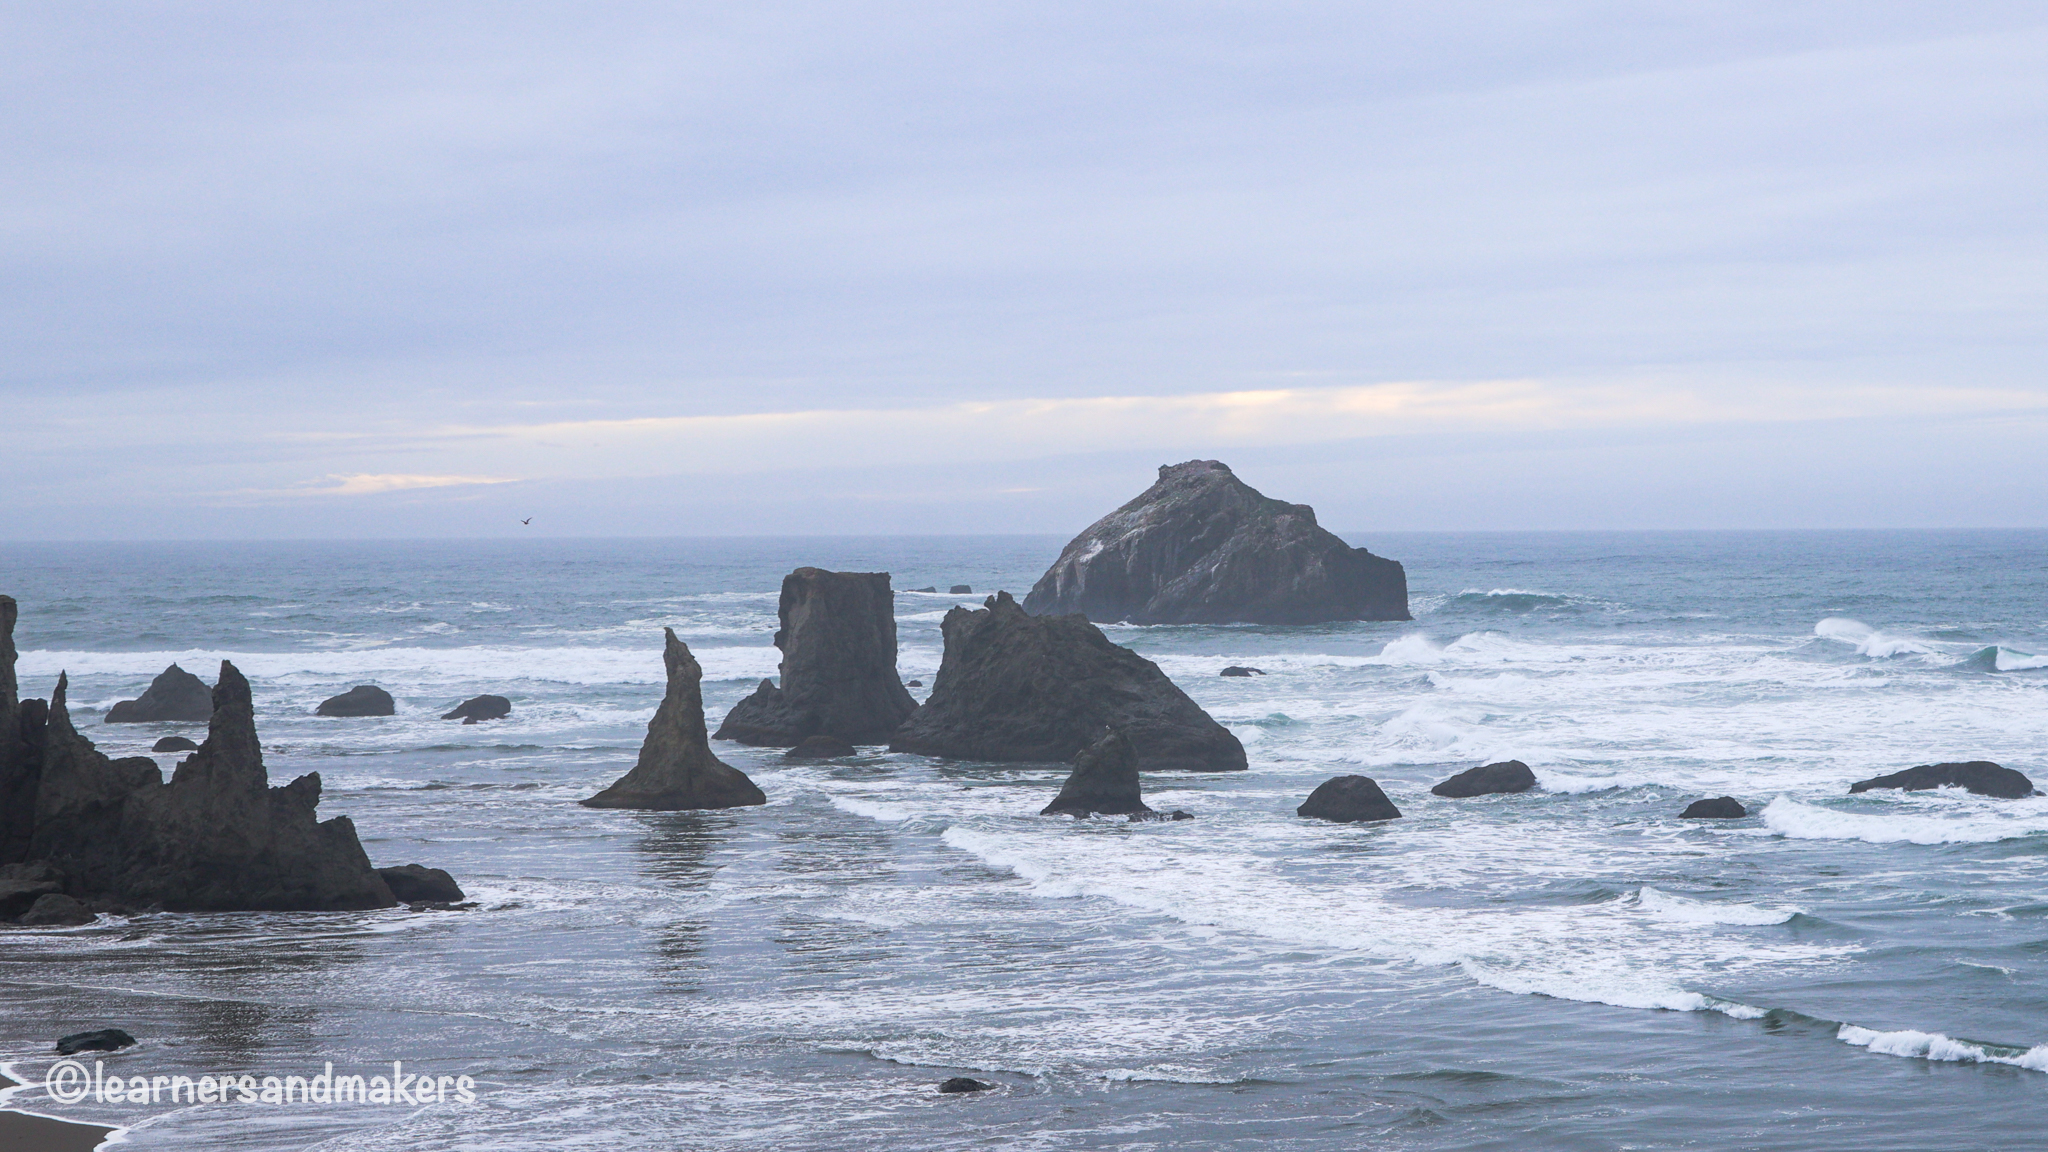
[278,473,522,497]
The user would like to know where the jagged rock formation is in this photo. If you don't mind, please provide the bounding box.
[103,664,214,723]
[377,864,465,903]
[1431,760,1537,798]
[27,662,396,910]
[318,685,395,717]
[714,568,916,747]
[891,592,1246,772]
[0,596,43,865]
[1041,730,1154,817]
[443,695,511,723]
[1022,460,1409,625]
[1681,796,1747,819]
[1850,761,2037,799]
[583,629,767,811]
[1297,776,1402,822]
[152,736,198,753]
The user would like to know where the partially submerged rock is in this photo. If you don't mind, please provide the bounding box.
[103,664,214,723]
[18,892,93,926]
[1681,796,1747,819]
[912,586,938,593]
[1219,666,1264,677]
[583,630,767,811]
[949,585,973,595]
[442,695,511,723]
[715,569,917,747]
[1041,730,1154,818]
[938,1077,992,1093]
[376,864,464,903]
[56,1028,135,1055]
[783,734,859,759]
[1849,761,2037,799]
[151,736,198,753]
[1022,460,1409,625]
[317,685,395,717]
[1297,776,1402,822]
[891,592,1246,772]
[29,664,396,911]
[1431,761,1537,798]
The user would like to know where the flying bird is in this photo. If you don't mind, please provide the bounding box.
[520,518,532,525]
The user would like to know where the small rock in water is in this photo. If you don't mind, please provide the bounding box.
[912,586,937,593]
[316,685,395,717]
[376,864,465,903]
[1849,761,2036,799]
[949,585,973,594]
[906,680,923,687]
[1298,775,1402,822]
[938,1077,993,1093]
[152,735,198,752]
[442,694,512,723]
[1681,796,1747,819]
[1219,666,1265,677]
[57,1028,136,1055]
[784,734,859,759]
[19,893,95,926]
[1431,761,1537,798]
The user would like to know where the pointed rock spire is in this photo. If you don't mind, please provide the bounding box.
[584,629,767,810]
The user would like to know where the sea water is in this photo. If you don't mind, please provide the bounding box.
[0,531,2043,1150]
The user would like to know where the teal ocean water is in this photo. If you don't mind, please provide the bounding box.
[2,531,2045,1149]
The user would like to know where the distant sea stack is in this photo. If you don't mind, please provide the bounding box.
[890,592,1246,772]
[1022,460,1409,625]
[26,660,396,911]
[584,629,767,810]
[104,664,214,723]
[714,568,917,747]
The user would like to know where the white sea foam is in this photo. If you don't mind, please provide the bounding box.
[1762,796,2048,845]
[15,645,784,689]
[1814,617,1933,658]
[1836,1025,2048,1072]
[1631,887,1796,926]
[1994,646,2048,671]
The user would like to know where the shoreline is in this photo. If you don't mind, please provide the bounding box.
[0,1066,121,1152]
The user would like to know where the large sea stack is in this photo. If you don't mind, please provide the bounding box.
[1022,460,1409,625]
[0,595,44,864]
[28,662,395,910]
[584,629,767,810]
[714,568,917,747]
[104,664,215,723]
[890,592,1246,771]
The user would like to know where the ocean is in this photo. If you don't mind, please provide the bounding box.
[1,531,2044,1150]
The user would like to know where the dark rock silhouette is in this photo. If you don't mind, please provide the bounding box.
[1431,761,1537,798]
[1298,776,1402,822]
[377,864,464,903]
[583,630,767,811]
[906,680,923,687]
[56,1029,135,1055]
[0,596,42,864]
[892,592,1245,772]
[317,685,394,717]
[29,663,396,911]
[938,1077,993,1093]
[1849,761,2036,799]
[1681,796,1747,819]
[18,892,92,925]
[1042,730,1154,817]
[950,585,973,595]
[912,586,937,593]
[0,873,61,918]
[442,695,511,723]
[1022,460,1409,625]
[103,664,214,723]
[151,736,198,753]
[1219,666,1265,677]
[784,734,858,759]
[715,569,917,747]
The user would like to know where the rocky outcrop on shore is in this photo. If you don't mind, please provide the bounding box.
[28,663,396,910]
[1041,729,1155,818]
[1681,796,1747,818]
[1297,776,1402,822]
[1021,460,1409,625]
[891,592,1246,771]
[1431,760,1537,798]
[583,629,767,810]
[715,568,917,747]
[442,695,511,723]
[318,685,395,717]
[104,664,214,723]
[1849,761,2037,799]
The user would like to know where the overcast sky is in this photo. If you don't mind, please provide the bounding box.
[4,2,2045,538]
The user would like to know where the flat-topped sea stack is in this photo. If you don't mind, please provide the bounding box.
[891,592,1246,772]
[1022,460,1409,625]
[104,663,214,723]
[29,661,396,910]
[715,568,917,747]
[585,629,767,810]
